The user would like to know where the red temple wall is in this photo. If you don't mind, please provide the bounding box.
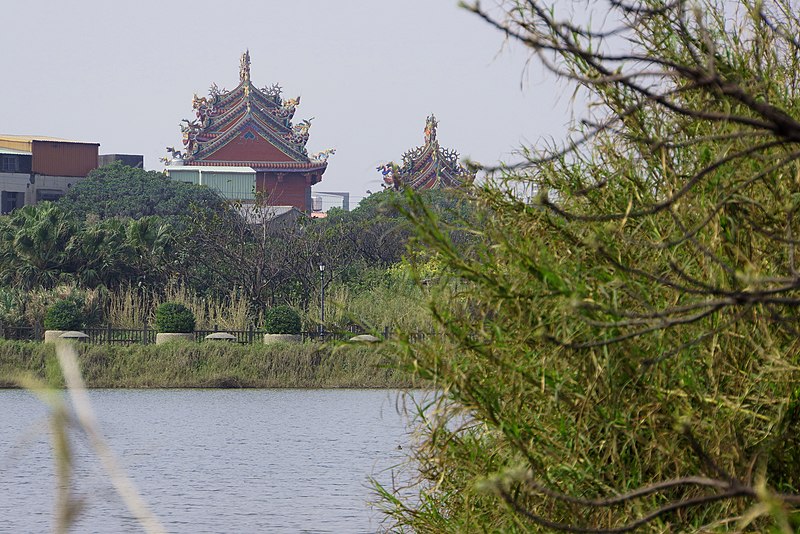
[202,134,294,163]
[257,173,311,212]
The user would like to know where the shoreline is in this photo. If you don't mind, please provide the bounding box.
[0,339,417,389]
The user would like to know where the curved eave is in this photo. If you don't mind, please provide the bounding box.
[249,105,295,136]
[401,143,434,173]
[214,81,246,108]
[403,159,470,190]
[253,161,328,172]
[184,160,327,172]
[214,81,280,111]
[208,96,279,134]
[409,171,465,190]
[250,87,281,110]
[201,96,294,143]
[207,99,250,132]
[400,141,471,185]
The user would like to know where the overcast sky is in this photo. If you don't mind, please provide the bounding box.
[1,1,573,205]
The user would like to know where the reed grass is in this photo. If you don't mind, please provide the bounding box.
[104,283,260,331]
[304,276,435,333]
[0,339,416,389]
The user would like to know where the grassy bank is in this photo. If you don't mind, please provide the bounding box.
[0,339,416,389]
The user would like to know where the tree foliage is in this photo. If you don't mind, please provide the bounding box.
[0,203,175,290]
[383,0,800,531]
[58,162,225,223]
[179,188,473,314]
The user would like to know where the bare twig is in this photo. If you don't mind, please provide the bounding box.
[56,344,166,534]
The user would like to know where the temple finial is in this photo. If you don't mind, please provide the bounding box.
[240,49,251,83]
[424,114,438,143]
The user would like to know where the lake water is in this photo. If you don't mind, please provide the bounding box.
[0,389,420,533]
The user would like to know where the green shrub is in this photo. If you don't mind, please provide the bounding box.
[44,299,84,331]
[154,302,196,333]
[264,305,301,334]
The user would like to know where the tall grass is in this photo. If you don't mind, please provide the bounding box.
[0,339,417,389]
[0,285,105,328]
[304,265,439,332]
[104,283,259,330]
[0,265,436,335]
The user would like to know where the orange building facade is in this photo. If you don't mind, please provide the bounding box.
[0,135,99,213]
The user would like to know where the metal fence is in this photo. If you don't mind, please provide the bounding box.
[0,323,439,345]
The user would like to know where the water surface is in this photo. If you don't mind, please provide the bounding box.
[0,389,418,533]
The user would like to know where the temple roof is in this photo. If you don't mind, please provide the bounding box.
[378,115,474,190]
[166,51,332,172]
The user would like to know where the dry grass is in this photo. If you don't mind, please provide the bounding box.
[0,339,417,389]
[104,283,260,331]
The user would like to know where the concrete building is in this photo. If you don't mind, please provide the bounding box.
[0,135,99,213]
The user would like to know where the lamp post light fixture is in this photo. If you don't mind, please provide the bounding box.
[319,263,325,335]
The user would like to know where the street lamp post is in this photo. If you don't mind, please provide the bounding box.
[319,263,325,336]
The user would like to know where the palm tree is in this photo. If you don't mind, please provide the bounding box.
[0,203,77,288]
[125,217,175,286]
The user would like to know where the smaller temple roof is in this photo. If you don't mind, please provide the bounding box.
[378,115,474,190]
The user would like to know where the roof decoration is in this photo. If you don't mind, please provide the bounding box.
[240,49,251,83]
[165,51,332,170]
[379,114,474,190]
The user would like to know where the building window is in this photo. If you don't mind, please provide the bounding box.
[1,156,19,172]
[36,189,63,202]
[1,191,24,214]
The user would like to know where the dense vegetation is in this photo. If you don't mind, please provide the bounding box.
[263,305,302,334]
[59,162,226,223]
[43,299,85,331]
[380,0,800,532]
[0,163,469,334]
[0,202,174,289]
[154,302,195,333]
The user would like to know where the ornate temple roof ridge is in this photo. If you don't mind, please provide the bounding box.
[164,51,330,213]
[167,51,320,165]
[378,114,474,191]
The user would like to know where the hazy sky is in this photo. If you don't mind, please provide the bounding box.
[1,1,573,205]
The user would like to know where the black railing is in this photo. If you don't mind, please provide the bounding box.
[0,324,41,341]
[0,322,440,345]
[84,325,156,345]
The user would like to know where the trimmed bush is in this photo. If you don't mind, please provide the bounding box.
[44,299,84,331]
[154,302,196,333]
[264,305,301,334]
